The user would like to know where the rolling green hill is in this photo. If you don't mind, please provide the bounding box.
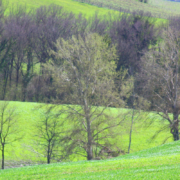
[0,101,172,168]
[6,0,180,19]
[1,0,179,178]
[150,0,180,16]
[0,140,179,179]
[5,0,119,17]
[74,0,180,18]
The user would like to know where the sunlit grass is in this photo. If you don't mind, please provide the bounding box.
[0,101,173,168]
[0,140,179,179]
[74,0,180,18]
[5,0,119,18]
[150,0,180,15]
[4,0,167,26]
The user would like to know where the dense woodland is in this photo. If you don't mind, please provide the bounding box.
[1,0,180,167]
[0,4,160,103]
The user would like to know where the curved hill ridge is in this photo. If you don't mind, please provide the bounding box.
[6,0,119,17]
[74,0,180,18]
[115,140,180,159]
[5,0,180,19]
[0,140,179,179]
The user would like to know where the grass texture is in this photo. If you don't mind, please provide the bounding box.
[4,0,168,26]
[74,0,180,19]
[0,140,179,179]
[5,0,119,18]
[0,101,173,168]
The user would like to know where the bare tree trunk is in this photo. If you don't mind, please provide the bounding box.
[87,135,93,160]
[47,154,50,164]
[47,143,51,164]
[171,112,179,141]
[2,69,9,100]
[171,123,179,141]
[86,117,93,160]
[172,127,179,141]
[35,75,41,102]
[128,67,135,154]
[128,108,135,154]
[16,67,20,88]
[84,94,93,160]
[22,50,33,101]
[14,66,20,100]
[2,144,4,169]
[9,57,14,88]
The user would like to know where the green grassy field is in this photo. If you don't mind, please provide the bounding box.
[150,0,180,15]
[6,0,180,19]
[5,0,119,18]
[0,101,173,168]
[3,0,167,28]
[74,0,180,18]
[0,140,179,179]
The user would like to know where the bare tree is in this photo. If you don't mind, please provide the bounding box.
[142,28,180,141]
[33,107,64,164]
[49,33,131,160]
[0,102,22,169]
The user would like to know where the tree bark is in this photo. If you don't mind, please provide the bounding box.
[128,74,135,154]
[47,155,50,164]
[128,108,135,154]
[86,116,93,160]
[172,127,179,141]
[171,112,179,141]
[2,69,9,100]
[2,144,4,169]
[47,143,51,164]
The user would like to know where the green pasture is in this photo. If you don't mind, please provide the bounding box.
[0,140,179,179]
[0,101,173,168]
[3,0,167,28]
[5,0,119,18]
[150,0,180,16]
[7,0,180,20]
[74,0,180,18]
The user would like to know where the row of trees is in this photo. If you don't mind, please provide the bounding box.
[0,3,159,103]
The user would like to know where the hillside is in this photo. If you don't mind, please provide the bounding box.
[1,0,180,177]
[0,101,172,168]
[6,0,180,19]
[6,0,118,17]
[0,140,179,179]
[74,0,180,18]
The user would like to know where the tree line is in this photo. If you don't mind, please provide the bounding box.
[0,3,160,103]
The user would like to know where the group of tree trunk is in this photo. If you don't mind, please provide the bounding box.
[1,1,180,169]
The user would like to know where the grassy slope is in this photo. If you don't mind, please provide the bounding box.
[0,140,180,179]
[74,0,180,18]
[5,0,167,25]
[150,0,180,15]
[0,101,172,167]
[6,0,119,17]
